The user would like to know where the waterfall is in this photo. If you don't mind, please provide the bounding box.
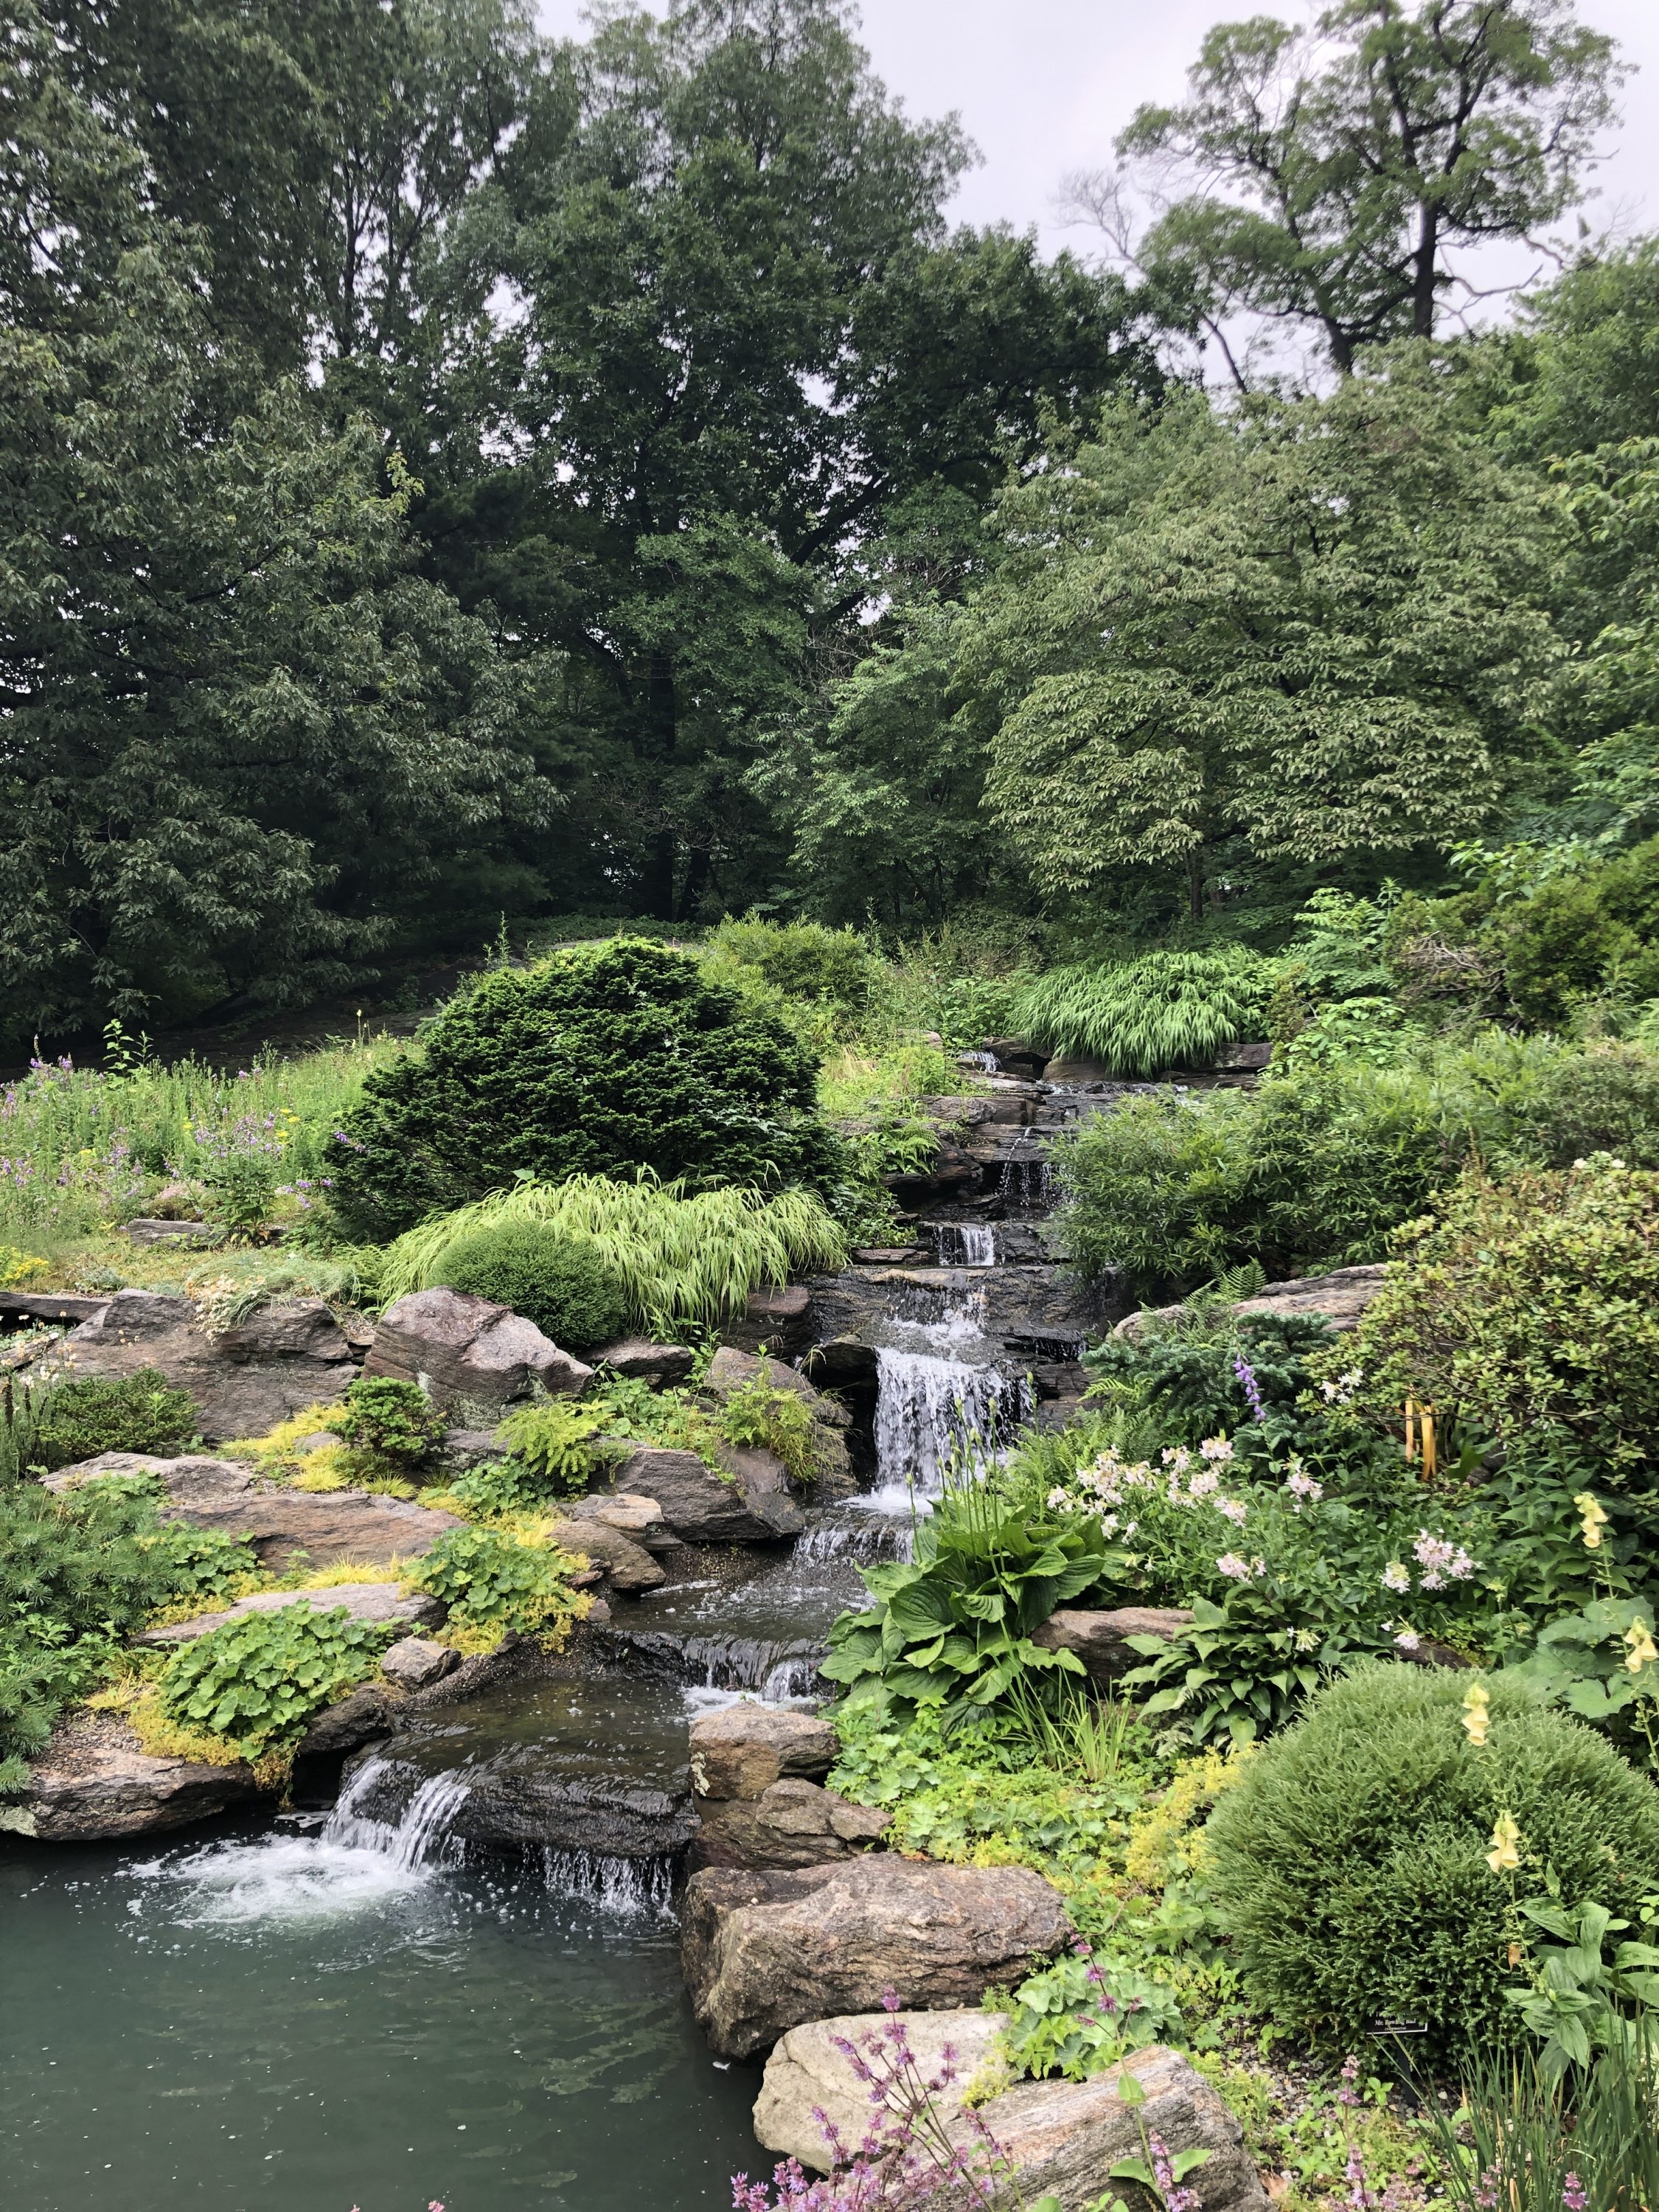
[540,1848,676,1921]
[933,1221,996,1266]
[957,1050,1000,1074]
[872,1346,1016,1498]
[324,1759,470,1871]
[999,1128,1051,1213]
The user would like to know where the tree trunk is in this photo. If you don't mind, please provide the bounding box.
[1412,206,1440,339]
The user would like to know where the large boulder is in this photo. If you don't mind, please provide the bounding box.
[681,1856,1074,2059]
[0,1710,264,1840]
[29,1290,358,1440]
[543,1514,665,1593]
[1113,1264,1387,1344]
[703,1347,855,1496]
[692,1778,888,1871]
[337,1743,693,1860]
[607,1445,804,1542]
[138,1582,444,1646]
[44,1453,462,1572]
[362,1287,592,1411]
[962,2045,1270,2212]
[1032,1607,1194,1686]
[591,1338,697,1386]
[688,1703,836,1799]
[754,2008,1010,2170]
[720,1285,813,1357]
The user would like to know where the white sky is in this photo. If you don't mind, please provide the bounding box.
[538,0,1659,336]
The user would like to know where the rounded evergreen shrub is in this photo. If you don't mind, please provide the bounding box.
[438,1224,630,1351]
[326,939,840,1241]
[1205,1665,1659,2062]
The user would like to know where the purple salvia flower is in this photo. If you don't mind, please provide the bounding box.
[1232,1352,1267,1422]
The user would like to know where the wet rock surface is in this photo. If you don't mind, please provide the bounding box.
[0,1711,264,1840]
[691,1778,888,1871]
[681,1856,1074,2059]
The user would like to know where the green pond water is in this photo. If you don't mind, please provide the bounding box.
[1,1825,762,2212]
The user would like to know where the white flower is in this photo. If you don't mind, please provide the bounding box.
[1217,1553,1266,1581]
[1285,1467,1324,1512]
[1217,1497,1249,1526]
[1046,1486,1069,1510]
[1394,1630,1422,1654]
[1187,1467,1220,1498]
[1382,1562,1411,1593]
[1294,1629,1320,1652]
[1199,1435,1235,1463]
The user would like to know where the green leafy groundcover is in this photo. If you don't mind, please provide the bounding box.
[157,1604,395,1762]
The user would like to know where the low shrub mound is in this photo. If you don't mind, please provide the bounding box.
[327,939,840,1241]
[1327,1156,1659,1470]
[334,1376,446,1474]
[34,1370,199,1472]
[1204,1665,1659,2062]
[155,1603,394,1773]
[438,1224,630,1351]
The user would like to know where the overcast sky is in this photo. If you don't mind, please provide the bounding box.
[538,0,1659,335]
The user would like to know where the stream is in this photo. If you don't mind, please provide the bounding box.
[1,1139,1090,2212]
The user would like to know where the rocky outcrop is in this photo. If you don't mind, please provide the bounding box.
[338,1743,693,1860]
[591,1338,697,1385]
[0,1710,263,1840]
[754,2009,1011,2170]
[379,1637,460,1690]
[543,1514,665,1592]
[722,1285,813,1358]
[362,1287,592,1410]
[293,1685,397,1765]
[0,1289,111,1326]
[688,1703,836,1798]
[45,1453,462,1572]
[681,1856,1073,2059]
[703,1348,856,1496]
[1032,1607,1194,1686]
[606,1445,804,1542]
[693,1778,888,1871]
[962,2045,1270,2212]
[27,1290,358,1440]
[139,1581,443,1645]
[1114,1264,1388,1344]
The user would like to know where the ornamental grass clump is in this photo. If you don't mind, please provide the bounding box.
[1013,950,1259,1077]
[1204,1664,1659,2065]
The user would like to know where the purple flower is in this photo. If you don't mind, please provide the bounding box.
[1232,1352,1267,1422]
[1563,2175,1587,2212]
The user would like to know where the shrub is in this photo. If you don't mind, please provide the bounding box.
[156,1603,393,1764]
[1329,1159,1659,1471]
[704,917,878,1010]
[1514,1042,1659,1169]
[405,1523,583,1642]
[1083,1307,1338,1450]
[437,1223,629,1350]
[494,1399,615,1498]
[334,1377,445,1472]
[33,1369,199,1472]
[376,1174,846,1330]
[1014,950,1259,1076]
[327,938,840,1241]
[1203,1665,1659,2062]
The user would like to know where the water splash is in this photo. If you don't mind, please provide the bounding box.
[957,1051,1000,1074]
[872,1346,1016,1498]
[932,1221,996,1266]
[141,1834,431,1924]
[540,1848,676,1921]
[324,1758,471,1871]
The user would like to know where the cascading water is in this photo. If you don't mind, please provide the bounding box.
[541,1848,677,1920]
[932,1221,996,1266]
[999,1126,1051,1213]
[324,1758,471,1871]
[956,1050,1000,1074]
[872,1346,1017,1499]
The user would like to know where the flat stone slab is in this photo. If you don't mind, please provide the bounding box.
[138,1582,443,1645]
[1115,1263,1387,1343]
[692,1778,888,1871]
[689,1703,836,1800]
[0,1290,111,1325]
[45,1453,462,1572]
[0,1711,263,1841]
[591,1338,697,1385]
[755,2010,1010,2170]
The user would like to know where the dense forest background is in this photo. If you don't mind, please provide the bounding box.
[2,0,1655,1044]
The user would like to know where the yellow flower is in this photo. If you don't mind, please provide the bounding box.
[1462,1682,1492,1747]
[1486,1812,1523,1876]
[1624,1619,1659,1674]
[1573,1492,1609,1551]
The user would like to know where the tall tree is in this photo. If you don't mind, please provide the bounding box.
[1116,0,1622,374]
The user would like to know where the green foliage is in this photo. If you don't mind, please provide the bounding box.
[1503,1896,1659,2087]
[156,1603,393,1761]
[1014,951,1258,1075]
[1329,1158,1659,1470]
[703,919,879,1014]
[1204,1666,1659,2064]
[822,1485,1105,1718]
[1513,1043,1659,1168]
[1507,1597,1659,1772]
[405,1524,580,1638]
[1000,1949,1183,2081]
[437,1222,630,1352]
[717,1373,818,1485]
[1121,1592,1360,1750]
[377,1174,845,1333]
[494,1400,615,1500]
[34,1370,199,1472]
[334,1378,445,1472]
[1422,2028,1659,2212]
[328,941,838,1241]
[1083,1308,1336,1453]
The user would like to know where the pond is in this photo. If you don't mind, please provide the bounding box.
[0,1824,763,2212]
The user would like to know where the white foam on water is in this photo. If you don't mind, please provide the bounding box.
[932,1222,996,1266]
[324,1758,473,1871]
[147,1834,433,1926]
[541,1848,676,1921]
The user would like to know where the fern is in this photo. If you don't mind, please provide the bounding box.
[375,1175,846,1330]
[1014,951,1259,1077]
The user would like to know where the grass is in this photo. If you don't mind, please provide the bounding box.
[1013,950,1259,1075]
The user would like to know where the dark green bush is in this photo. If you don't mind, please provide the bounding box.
[1516,1043,1659,1168]
[1083,1308,1337,1449]
[335,1377,445,1470]
[1205,1666,1659,2062]
[34,1369,199,1472]
[327,939,840,1241]
[438,1223,630,1350]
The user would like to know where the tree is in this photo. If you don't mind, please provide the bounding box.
[1116,0,1623,375]
[965,369,1564,918]
[0,8,548,1039]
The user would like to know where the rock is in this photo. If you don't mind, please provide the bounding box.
[693,1778,888,1871]
[563,1492,664,1537]
[138,1582,444,1645]
[689,1703,837,1799]
[754,2009,1011,2171]
[338,1741,694,1860]
[292,1684,397,1764]
[608,1445,804,1543]
[1034,1056,1119,1086]
[145,1180,210,1220]
[122,1217,224,1245]
[721,1285,813,1357]
[703,1348,852,1429]
[0,1711,262,1840]
[851,1247,928,1265]
[1212,1040,1273,1074]
[591,1338,697,1386]
[982,1037,1048,1078]
[44,1452,462,1573]
[807,1264,1116,1375]
[362,1287,593,1411]
[1114,1263,1388,1344]
[0,1290,111,1326]
[543,1514,666,1593]
[961,2045,1270,2212]
[681,1857,1073,2059]
[30,1290,359,1440]
[1032,1607,1194,1686]
[379,1637,460,1690]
